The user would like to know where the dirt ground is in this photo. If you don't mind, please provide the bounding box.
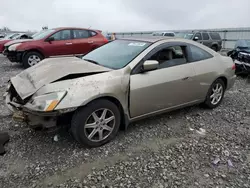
[1,56,250,188]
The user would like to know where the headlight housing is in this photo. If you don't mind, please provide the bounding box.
[8,43,22,51]
[30,91,66,112]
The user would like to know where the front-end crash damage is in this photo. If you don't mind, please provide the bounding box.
[4,57,131,130]
[3,40,31,62]
[228,50,250,74]
[4,83,73,129]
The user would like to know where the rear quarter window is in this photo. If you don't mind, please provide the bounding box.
[189,44,213,62]
[209,32,221,40]
[90,31,97,37]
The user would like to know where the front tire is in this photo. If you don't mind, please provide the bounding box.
[71,99,121,147]
[203,79,225,108]
[23,51,43,68]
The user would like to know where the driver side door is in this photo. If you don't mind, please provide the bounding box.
[129,42,198,118]
[43,29,75,57]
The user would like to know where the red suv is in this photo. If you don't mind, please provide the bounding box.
[3,27,108,68]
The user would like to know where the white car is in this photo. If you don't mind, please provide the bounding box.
[152,32,175,37]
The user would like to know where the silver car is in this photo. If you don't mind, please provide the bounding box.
[4,37,236,147]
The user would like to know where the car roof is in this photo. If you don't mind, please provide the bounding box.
[52,27,101,32]
[153,31,175,34]
[118,36,185,43]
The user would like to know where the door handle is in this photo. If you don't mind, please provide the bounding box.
[182,77,190,80]
[88,41,94,44]
[65,42,72,45]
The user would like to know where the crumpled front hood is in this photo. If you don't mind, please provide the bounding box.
[4,39,33,47]
[10,57,112,100]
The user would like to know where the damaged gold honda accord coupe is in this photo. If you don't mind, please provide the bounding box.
[4,37,236,147]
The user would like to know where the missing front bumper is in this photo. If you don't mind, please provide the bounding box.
[5,92,58,128]
[4,50,23,63]
[12,110,57,129]
[13,111,27,122]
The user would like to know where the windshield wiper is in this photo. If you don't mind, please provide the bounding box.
[83,59,100,65]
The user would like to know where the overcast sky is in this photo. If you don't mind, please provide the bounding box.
[0,0,249,32]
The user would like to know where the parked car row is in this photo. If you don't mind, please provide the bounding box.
[150,31,222,52]
[4,35,236,147]
[175,31,222,52]
[152,31,176,37]
[2,27,109,68]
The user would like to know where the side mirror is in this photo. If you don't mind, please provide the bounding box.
[45,37,54,42]
[142,60,159,72]
[193,36,199,41]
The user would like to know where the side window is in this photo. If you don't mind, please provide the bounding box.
[50,30,71,40]
[202,32,209,40]
[90,31,97,37]
[194,33,202,40]
[148,45,187,69]
[73,30,90,39]
[189,44,213,62]
[209,32,221,40]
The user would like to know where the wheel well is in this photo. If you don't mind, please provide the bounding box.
[211,44,218,50]
[217,76,228,89]
[73,97,126,130]
[96,96,126,130]
[57,97,127,130]
[23,49,44,59]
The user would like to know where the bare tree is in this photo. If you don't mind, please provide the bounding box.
[0,27,11,31]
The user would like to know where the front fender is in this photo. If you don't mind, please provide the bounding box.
[17,45,45,56]
[55,67,131,114]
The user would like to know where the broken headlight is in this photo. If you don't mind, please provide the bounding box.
[30,91,66,112]
[8,43,22,51]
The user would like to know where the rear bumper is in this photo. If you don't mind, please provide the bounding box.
[227,74,237,89]
[4,50,23,62]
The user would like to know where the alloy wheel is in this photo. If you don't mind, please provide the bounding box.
[84,108,115,142]
[210,83,223,105]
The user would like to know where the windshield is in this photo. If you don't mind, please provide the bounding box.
[246,40,250,47]
[31,31,43,38]
[32,29,55,40]
[235,40,250,49]
[175,32,194,39]
[82,40,151,69]
[12,34,22,39]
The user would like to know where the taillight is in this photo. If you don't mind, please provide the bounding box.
[104,38,109,43]
[232,63,236,70]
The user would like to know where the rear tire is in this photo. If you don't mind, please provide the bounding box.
[23,51,43,68]
[71,99,121,147]
[203,79,225,109]
[211,45,218,52]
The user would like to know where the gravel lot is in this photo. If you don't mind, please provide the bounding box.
[1,55,250,188]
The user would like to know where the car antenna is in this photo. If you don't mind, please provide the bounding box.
[88,26,91,29]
